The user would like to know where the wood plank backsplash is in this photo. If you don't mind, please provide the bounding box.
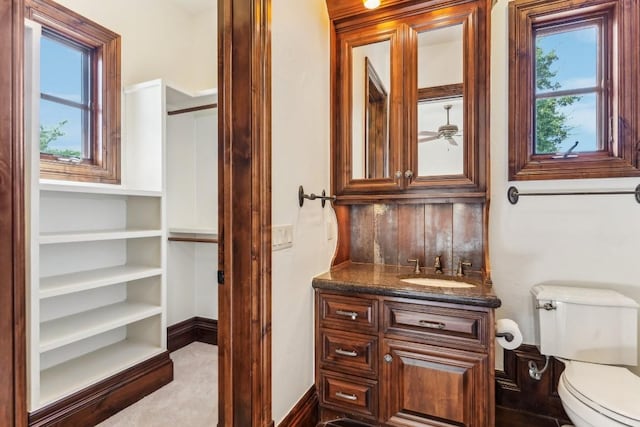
[350,203,485,273]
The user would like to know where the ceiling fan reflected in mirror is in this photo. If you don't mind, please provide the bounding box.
[419,104,461,146]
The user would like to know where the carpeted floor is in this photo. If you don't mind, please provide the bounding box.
[97,342,218,427]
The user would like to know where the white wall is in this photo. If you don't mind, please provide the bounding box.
[490,0,640,374]
[271,0,334,423]
[55,0,217,91]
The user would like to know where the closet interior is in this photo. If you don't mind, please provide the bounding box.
[26,74,218,415]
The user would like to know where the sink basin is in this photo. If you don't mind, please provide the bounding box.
[400,277,476,288]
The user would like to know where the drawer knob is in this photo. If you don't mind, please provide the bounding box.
[419,320,446,329]
[384,354,393,363]
[335,309,359,320]
[335,348,358,357]
[335,391,358,401]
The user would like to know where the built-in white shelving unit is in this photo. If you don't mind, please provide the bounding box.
[28,185,166,409]
[25,74,168,409]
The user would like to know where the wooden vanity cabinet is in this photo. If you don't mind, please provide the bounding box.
[315,289,495,426]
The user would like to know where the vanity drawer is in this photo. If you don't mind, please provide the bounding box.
[320,329,378,378]
[318,292,378,333]
[383,300,487,349]
[320,370,378,419]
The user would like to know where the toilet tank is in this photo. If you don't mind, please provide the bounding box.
[531,284,639,366]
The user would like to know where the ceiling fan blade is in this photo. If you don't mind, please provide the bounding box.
[446,137,459,146]
[418,130,439,136]
[419,135,440,143]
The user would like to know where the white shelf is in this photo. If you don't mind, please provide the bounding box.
[168,227,217,235]
[40,265,163,299]
[39,228,162,245]
[40,302,162,352]
[40,181,162,197]
[39,339,163,406]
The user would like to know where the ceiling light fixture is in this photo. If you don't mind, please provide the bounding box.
[364,0,380,9]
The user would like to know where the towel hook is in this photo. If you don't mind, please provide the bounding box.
[298,185,336,208]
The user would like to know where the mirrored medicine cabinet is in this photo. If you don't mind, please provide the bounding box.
[330,0,490,201]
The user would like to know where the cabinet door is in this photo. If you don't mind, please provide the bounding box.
[334,24,405,195]
[404,3,484,193]
[381,339,489,427]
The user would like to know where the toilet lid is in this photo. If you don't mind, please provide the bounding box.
[562,360,640,424]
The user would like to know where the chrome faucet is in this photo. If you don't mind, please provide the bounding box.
[456,259,472,277]
[434,255,443,274]
[407,258,421,274]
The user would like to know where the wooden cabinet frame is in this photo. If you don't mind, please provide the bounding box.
[336,25,404,194]
[315,290,496,426]
[329,0,491,203]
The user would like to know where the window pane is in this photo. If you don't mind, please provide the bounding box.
[535,92,598,154]
[535,25,598,94]
[40,33,87,104]
[40,99,85,158]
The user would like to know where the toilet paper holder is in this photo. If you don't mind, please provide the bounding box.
[495,331,514,342]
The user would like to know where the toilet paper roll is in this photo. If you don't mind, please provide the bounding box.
[495,318,523,350]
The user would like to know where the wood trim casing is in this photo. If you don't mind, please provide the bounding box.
[1,0,27,425]
[25,0,122,184]
[28,351,173,427]
[508,0,640,181]
[277,386,319,427]
[218,0,273,425]
[167,317,218,352]
[326,0,458,23]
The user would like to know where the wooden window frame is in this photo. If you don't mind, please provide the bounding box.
[26,0,121,184]
[508,0,640,181]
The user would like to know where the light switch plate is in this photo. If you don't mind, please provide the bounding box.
[272,224,293,250]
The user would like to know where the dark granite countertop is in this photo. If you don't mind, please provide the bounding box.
[312,262,501,308]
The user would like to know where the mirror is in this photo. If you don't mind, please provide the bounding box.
[416,23,464,177]
[332,2,486,197]
[351,40,391,180]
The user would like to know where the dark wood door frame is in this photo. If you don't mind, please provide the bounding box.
[218,0,273,426]
[1,0,273,424]
[1,0,27,426]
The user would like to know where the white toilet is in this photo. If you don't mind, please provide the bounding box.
[531,284,640,427]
